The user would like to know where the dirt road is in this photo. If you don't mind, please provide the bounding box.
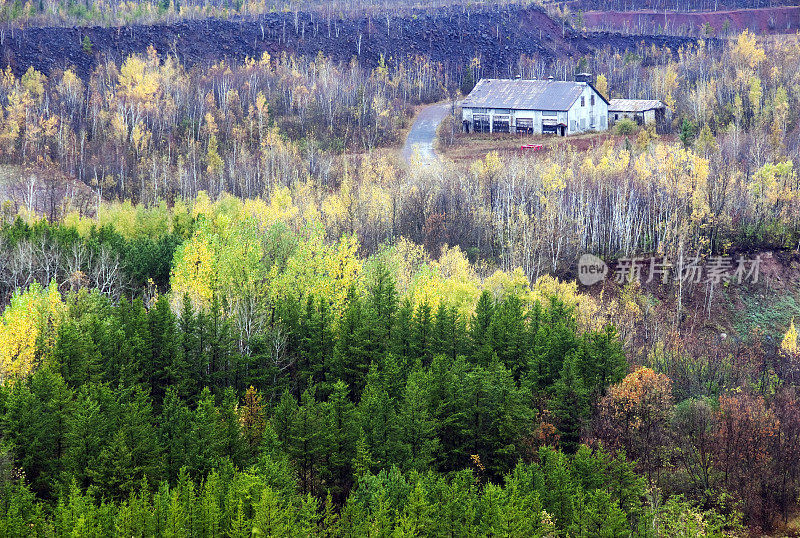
[402,102,454,168]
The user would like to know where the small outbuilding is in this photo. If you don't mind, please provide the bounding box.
[461,75,609,136]
[608,99,666,127]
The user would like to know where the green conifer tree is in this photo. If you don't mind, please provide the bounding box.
[470,291,495,366]
[159,387,194,481]
[551,354,589,454]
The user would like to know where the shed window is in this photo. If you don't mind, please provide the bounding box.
[581,97,585,107]
[542,110,557,117]
[591,95,595,106]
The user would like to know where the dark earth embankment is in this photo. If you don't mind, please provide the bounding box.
[0,6,708,79]
[582,5,800,35]
[557,0,795,11]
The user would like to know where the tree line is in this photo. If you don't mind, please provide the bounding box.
[0,48,446,205]
[3,34,798,280]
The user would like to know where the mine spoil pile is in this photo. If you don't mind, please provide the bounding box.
[0,6,705,78]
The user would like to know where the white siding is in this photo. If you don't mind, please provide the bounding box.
[567,84,608,135]
[462,84,608,136]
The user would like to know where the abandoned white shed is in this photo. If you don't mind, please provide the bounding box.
[461,76,609,136]
[608,99,666,126]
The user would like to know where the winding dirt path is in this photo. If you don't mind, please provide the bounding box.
[402,102,453,168]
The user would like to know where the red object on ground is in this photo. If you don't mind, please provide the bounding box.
[521,144,543,151]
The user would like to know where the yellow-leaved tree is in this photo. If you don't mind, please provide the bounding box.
[0,282,65,384]
[731,30,766,73]
[781,319,798,355]
[170,191,295,350]
[780,319,799,383]
[171,192,281,313]
[749,161,797,225]
[405,244,481,318]
[595,74,609,100]
[170,221,219,310]
[634,144,711,253]
[118,53,160,105]
[531,274,602,332]
[271,229,363,319]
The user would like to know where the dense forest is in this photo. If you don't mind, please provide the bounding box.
[0,1,798,533]
[0,189,797,535]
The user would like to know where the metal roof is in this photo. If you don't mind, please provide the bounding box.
[608,99,665,113]
[462,79,589,112]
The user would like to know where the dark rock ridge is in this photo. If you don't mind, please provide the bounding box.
[0,6,709,79]
[558,0,791,12]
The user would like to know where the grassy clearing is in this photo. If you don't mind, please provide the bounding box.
[724,284,800,341]
[440,128,628,164]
